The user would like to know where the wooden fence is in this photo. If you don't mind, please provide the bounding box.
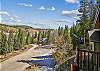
[77,49,100,71]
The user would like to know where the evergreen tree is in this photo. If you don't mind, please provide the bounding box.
[17,29,22,48]
[20,30,26,47]
[0,31,8,54]
[8,31,14,52]
[26,32,32,45]
[63,25,69,43]
[13,31,18,50]
[41,31,46,38]
[79,0,94,45]
[47,29,51,44]
[37,31,41,44]
[34,32,37,38]
[13,29,22,50]
[58,26,61,36]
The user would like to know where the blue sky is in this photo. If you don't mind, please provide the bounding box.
[0,0,80,29]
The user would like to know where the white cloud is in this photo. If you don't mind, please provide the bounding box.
[17,3,32,7]
[0,11,10,16]
[65,0,79,3]
[56,20,71,23]
[61,9,80,26]
[0,15,1,23]
[76,1,79,4]
[48,6,56,11]
[0,11,21,23]
[9,17,21,22]
[62,9,79,17]
[38,6,55,11]
[14,19,21,22]
[0,11,8,23]
[38,6,45,10]
[32,18,76,29]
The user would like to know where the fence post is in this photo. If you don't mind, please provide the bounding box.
[71,63,77,71]
[77,48,79,71]
[71,48,79,71]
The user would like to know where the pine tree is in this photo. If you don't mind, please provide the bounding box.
[58,26,63,36]
[20,30,26,47]
[78,0,95,46]
[78,0,89,46]
[41,31,45,38]
[17,29,22,48]
[22,31,27,47]
[47,29,51,44]
[63,25,68,43]
[34,32,37,38]
[26,32,32,45]
[13,31,18,50]
[0,31,8,54]
[13,29,22,50]
[58,26,61,36]
[37,31,41,44]
[8,31,14,52]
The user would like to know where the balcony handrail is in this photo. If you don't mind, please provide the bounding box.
[78,49,100,54]
[76,48,100,71]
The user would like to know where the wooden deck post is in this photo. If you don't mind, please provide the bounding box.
[76,48,79,71]
[71,63,77,71]
[71,48,79,71]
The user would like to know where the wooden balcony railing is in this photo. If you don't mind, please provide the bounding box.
[76,49,100,71]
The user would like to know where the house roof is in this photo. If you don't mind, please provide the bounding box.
[88,29,100,37]
[90,30,100,42]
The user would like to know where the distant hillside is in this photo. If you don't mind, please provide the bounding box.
[0,23,55,34]
[12,25,34,29]
[0,23,12,27]
[0,23,34,29]
[0,23,39,33]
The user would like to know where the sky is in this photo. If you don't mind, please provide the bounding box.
[0,0,80,29]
